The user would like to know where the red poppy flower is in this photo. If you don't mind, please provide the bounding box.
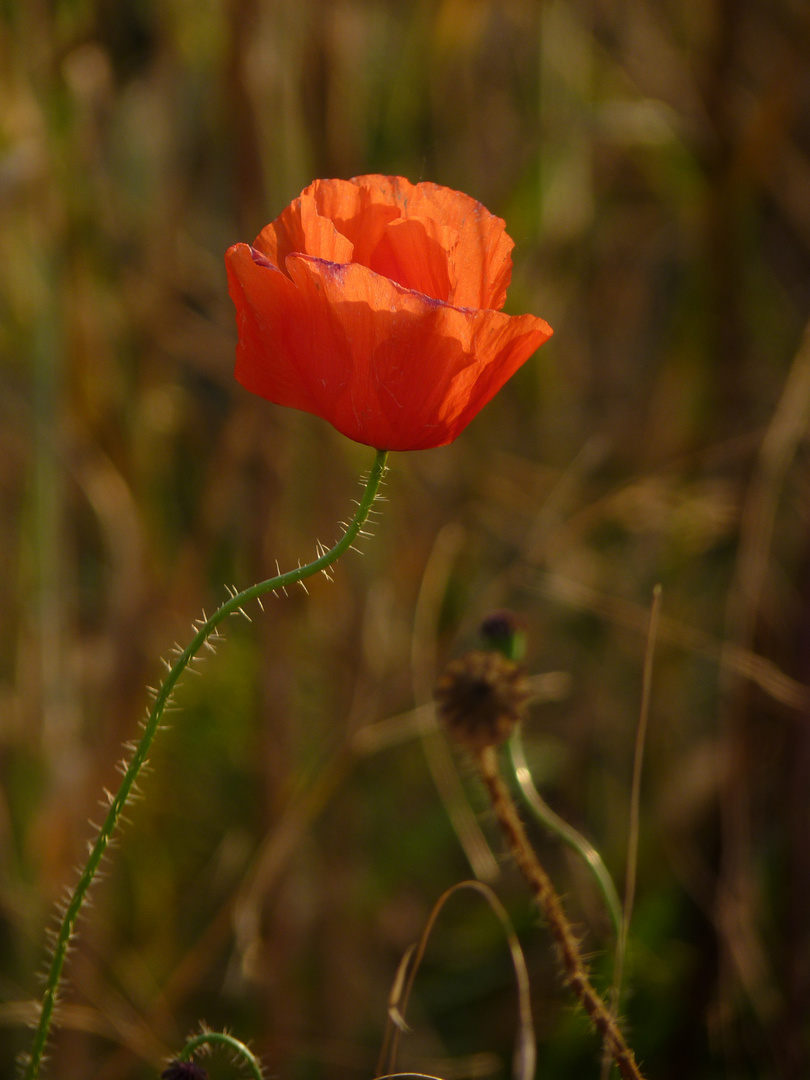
[225,175,552,451]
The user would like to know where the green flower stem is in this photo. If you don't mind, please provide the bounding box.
[508,729,623,941]
[178,1031,264,1079]
[24,449,389,1080]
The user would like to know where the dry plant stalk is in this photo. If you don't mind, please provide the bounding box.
[435,646,644,1080]
[476,745,643,1080]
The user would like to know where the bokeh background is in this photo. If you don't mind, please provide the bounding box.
[3,0,810,1077]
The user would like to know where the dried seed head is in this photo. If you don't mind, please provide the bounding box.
[435,649,530,753]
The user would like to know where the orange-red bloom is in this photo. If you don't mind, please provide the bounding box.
[225,175,552,451]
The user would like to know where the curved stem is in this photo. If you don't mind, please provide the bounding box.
[178,1031,264,1079]
[23,450,389,1080]
[508,730,623,941]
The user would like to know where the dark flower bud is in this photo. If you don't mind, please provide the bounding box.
[479,609,527,661]
[161,1060,209,1080]
[435,649,530,753]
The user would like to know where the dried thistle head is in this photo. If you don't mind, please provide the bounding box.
[435,649,530,754]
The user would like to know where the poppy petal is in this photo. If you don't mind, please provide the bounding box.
[368,216,457,302]
[226,243,552,451]
[305,178,402,265]
[349,176,515,310]
[254,192,355,271]
[285,257,551,450]
[421,187,514,310]
[226,243,318,414]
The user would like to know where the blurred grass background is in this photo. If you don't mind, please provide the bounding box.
[2,0,810,1077]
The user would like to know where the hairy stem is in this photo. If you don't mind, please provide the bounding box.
[178,1031,264,1079]
[475,745,644,1080]
[23,449,388,1080]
